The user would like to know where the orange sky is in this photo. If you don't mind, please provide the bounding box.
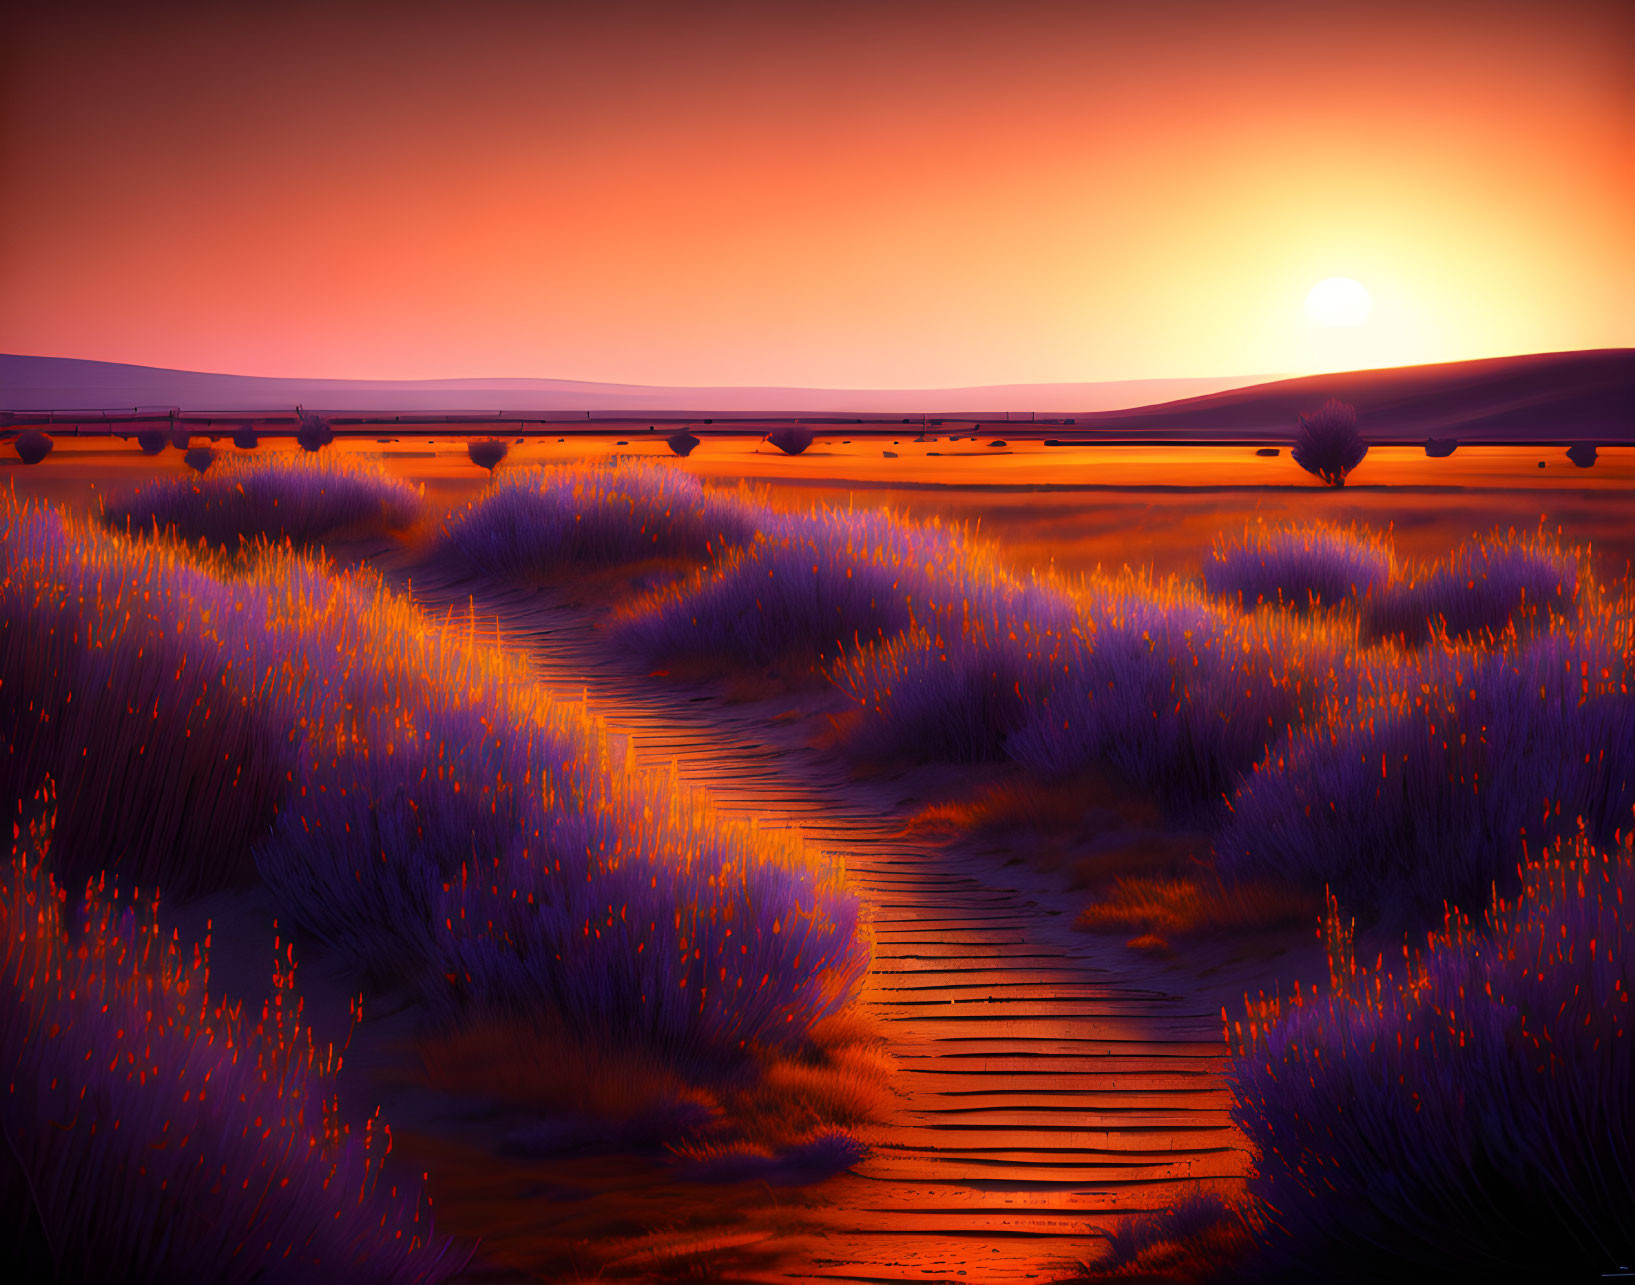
[2,1,1631,388]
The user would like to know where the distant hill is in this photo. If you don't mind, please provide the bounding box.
[0,355,1262,416]
[1057,349,1633,443]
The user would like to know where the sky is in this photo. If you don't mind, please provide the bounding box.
[2,0,1631,389]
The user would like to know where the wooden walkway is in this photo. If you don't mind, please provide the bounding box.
[403,569,1248,1283]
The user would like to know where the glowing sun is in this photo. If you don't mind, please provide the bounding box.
[1304,277,1373,326]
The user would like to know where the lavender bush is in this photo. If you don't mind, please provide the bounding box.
[619,504,1000,669]
[1373,529,1583,643]
[438,460,758,576]
[1203,522,1395,612]
[1002,574,1356,816]
[1228,833,1635,1280]
[103,451,422,547]
[1218,621,1635,930]
[0,501,287,897]
[0,809,464,1283]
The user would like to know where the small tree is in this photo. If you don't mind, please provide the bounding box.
[766,427,814,456]
[135,429,168,455]
[467,437,509,471]
[1291,400,1366,487]
[232,422,258,450]
[667,431,702,457]
[183,445,216,474]
[295,411,334,452]
[12,430,53,465]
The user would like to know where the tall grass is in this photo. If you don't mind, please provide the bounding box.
[103,451,422,547]
[1228,831,1635,1280]
[0,802,463,1283]
[1,495,866,1073]
[438,461,758,577]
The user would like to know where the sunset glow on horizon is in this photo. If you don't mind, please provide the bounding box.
[2,0,1630,389]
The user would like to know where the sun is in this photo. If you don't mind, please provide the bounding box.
[1304,277,1373,327]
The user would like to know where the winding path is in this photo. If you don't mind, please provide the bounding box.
[407,570,1248,1283]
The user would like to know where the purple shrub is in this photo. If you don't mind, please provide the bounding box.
[1003,574,1356,816]
[1228,834,1635,1280]
[183,444,216,473]
[1372,529,1584,643]
[233,422,259,450]
[830,577,1081,763]
[438,461,758,576]
[667,431,702,457]
[619,505,995,669]
[12,429,52,465]
[765,427,815,456]
[1203,522,1395,612]
[256,593,866,1069]
[466,437,509,471]
[104,451,422,547]
[0,501,289,897]
[1218,621,1635,931]
[135,428,168,455]
[1567,441,1599,468]
[1424,436,1457,457]
[0,811,464,1283]
[1290,399,1366,487]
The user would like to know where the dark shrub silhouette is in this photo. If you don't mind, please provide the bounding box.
[12,429,52,465]
[1424,436,1458,457]
[169,429,191,450]
[1255,446,1280,457]
[135,428,167,454]
[467,437,509,471]
[668,431,702,456]
[296,411,334,452]
[1567,441,1598,468]
[766,427,814,455]
[182,444,216,473]
[233,422,258,449]
[1291,400,1366,486]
